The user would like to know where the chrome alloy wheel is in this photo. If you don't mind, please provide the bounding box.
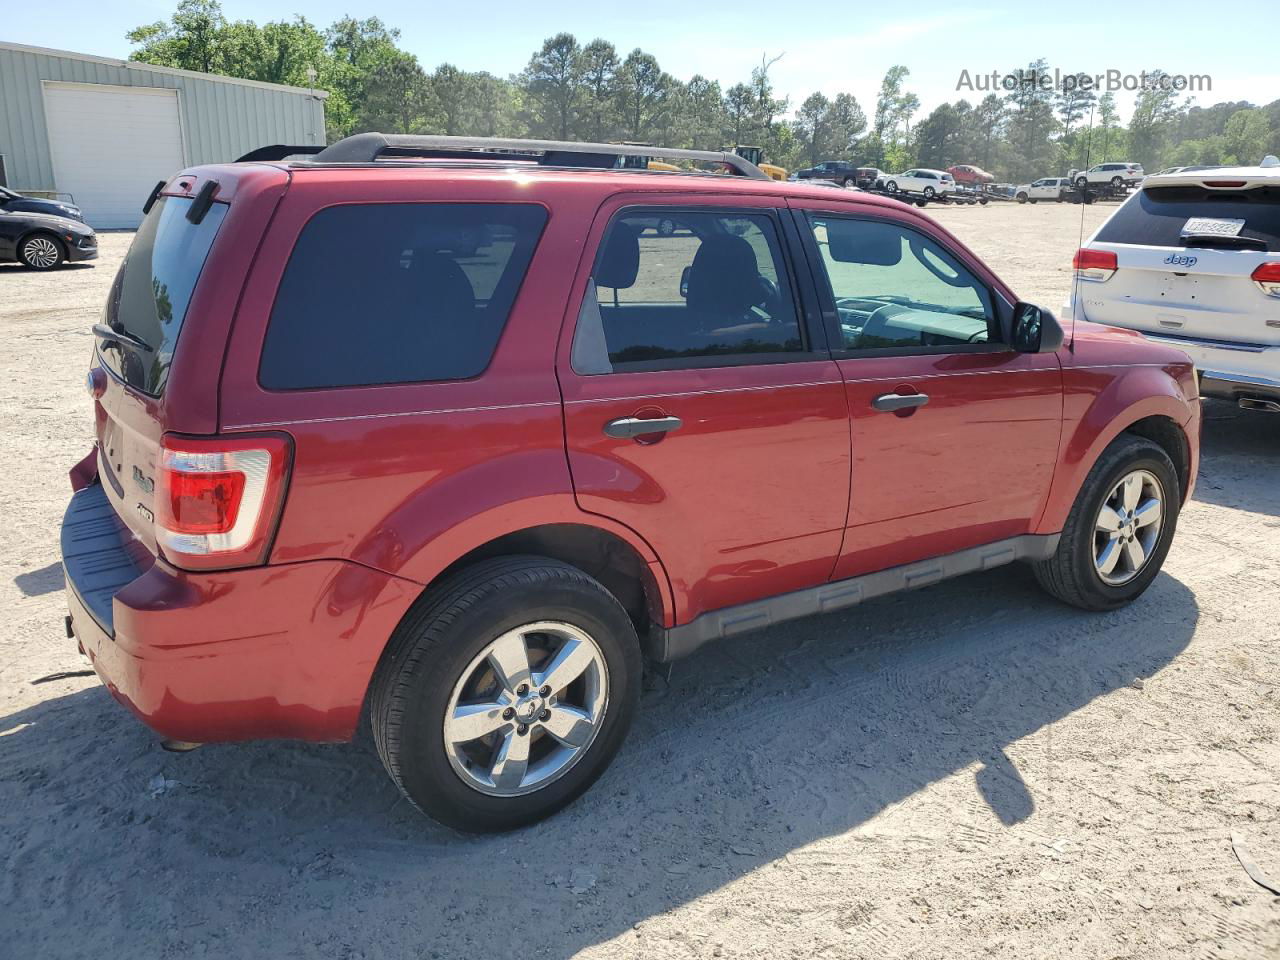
[443,621,609,797]
[1094,469,1164,585]
[23,236,60,268]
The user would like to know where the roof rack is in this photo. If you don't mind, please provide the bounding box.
[236,144,325,163]
[303,133,770,179]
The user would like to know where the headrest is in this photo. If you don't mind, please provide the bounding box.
[687,235,761,313]
[595,223,640,289]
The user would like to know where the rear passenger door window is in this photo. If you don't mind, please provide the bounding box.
[572,209,808,373]
[805,215,999,354]
[259,203,547,390]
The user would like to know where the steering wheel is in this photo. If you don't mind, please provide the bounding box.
[908,236,971,288]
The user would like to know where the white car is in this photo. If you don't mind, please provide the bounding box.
[1068,162,1280,410]
[883,168,955,198]
[1073,162,1144,188]
[1016,177,1071,203]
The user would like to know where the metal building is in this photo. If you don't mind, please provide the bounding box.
[0,42,326,227]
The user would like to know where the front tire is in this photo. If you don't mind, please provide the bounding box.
[371,556,642,832]
[19,234,64,270]
[1016,193,1028,203]
[1033,436,1179,611]
[886,180,898,193]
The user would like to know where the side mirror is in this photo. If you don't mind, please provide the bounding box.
[679,265,691,299]
[1012,302,1065,353]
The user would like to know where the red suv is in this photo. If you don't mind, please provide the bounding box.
[62,134,1200,832]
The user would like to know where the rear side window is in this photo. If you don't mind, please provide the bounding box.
[259,203,547,390]
[1095,187,1280,251]
[100,196,227,396]
[572,209,805,373]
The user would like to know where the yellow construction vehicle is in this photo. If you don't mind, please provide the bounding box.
[734,145,787,181]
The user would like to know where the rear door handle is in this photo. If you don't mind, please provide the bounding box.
[871,392,929,413]
[603,416,683,439]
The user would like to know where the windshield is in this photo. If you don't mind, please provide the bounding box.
[99,196,227,395]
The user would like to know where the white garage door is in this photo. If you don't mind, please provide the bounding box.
[44,82,185,229]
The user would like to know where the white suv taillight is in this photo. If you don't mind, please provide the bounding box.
[1253,262,1280,298]
[1073,248,1118,282]
[155,433,292,570]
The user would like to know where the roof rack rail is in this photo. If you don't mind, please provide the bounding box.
[305,133,770,179]
[236,144,326,162]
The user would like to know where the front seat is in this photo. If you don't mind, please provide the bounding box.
[685,235,771,338]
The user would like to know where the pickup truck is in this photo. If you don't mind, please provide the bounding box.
[1016,178,1071,203]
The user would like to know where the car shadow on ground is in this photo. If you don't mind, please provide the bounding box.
[1192,400,1280,516]
[0,566,1198,957]
[12,560,64,597]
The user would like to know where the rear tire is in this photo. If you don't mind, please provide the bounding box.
[923,186,936,198]
[19,234,64,270]
[371,556,642,832]
[1033,436,1179,611]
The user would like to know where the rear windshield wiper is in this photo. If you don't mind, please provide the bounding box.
[1181,234,1269,251]
[93,322,154,353]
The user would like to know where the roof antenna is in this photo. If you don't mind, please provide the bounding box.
[1069,104,1097,352]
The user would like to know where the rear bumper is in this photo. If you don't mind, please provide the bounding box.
[62,483,420,743]
[1140,333,1280,402]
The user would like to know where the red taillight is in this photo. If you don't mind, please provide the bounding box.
[1203,180,1247,188]
[1073,248,1117,281]
[161,468,246,534]
[1253,262,1280,298]
[155,433,291,569]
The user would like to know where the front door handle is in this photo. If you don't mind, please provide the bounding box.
[871,392,929,413]
[603,416,683,439]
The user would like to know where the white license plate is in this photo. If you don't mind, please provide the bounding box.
[1182,216,1245,238]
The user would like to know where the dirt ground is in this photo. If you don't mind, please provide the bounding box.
[2,200,1277,960]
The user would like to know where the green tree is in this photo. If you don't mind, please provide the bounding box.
[520,33,582,140]
[576,39,620,142]
[1221,108,1269,165]
[430,64,473,135]
[127,0,228,73]
[358,54,434,134]
[615,50,666,141]
[794,92,832,165]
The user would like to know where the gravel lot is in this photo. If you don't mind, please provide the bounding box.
[2,201,1277,959]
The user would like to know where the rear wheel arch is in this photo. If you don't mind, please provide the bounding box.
[430,523,669,636]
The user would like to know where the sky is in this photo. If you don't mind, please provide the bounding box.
[6,0,1278,123]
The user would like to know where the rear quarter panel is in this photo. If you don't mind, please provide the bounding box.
[217,172,675,621]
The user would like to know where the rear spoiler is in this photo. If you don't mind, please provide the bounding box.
[1141,168,1280,191]
[235,145,326,163]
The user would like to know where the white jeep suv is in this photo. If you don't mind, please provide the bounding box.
[1068,163,1280,410]
[1073,162,1144,188]
[884,169,956,197]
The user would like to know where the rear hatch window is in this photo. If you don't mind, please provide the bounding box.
[99,196,228,395]
[1095,185,1280,252]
